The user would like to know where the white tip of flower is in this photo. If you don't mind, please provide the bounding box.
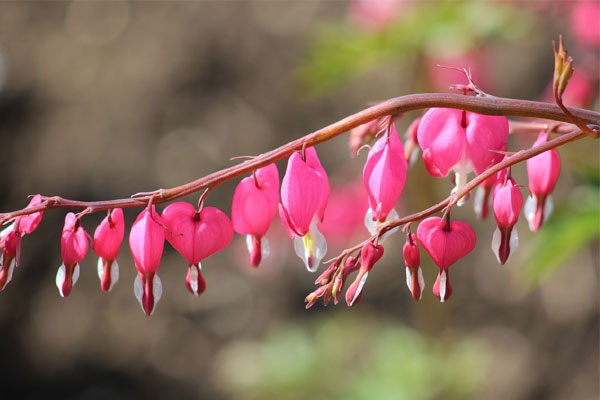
[491,227,502,264]
[473,186,485,217]
[364,207,399,243]
[351,271,369,306]
[409,146,421,166]
[0,223,15,239]
[453,172,470,207]
[294,222,327,273]
[439,270,447,302]
[189,263,199,295]
[97,257,119,292]
[0,257,15,290]
[245,234,270,262]
[405,266,412,291]
[55,263,80,297]
[524,195,537,231]
[544,195,554,224]
[134,274,162,315]
[417,267,425,299]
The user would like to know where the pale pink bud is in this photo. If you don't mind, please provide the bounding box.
[57,213,89,298]
[417,108,508,205]
[345,243,384,307]
[93,208,125,292]
[129,207,164,316]
[280,147,329,272]
[162,201,233,296]
[525,131,561,232]
[363,124,407,224]
[403,233,424,301]
[417,216,476,302]
[232,164,279,267]
[491,169,523,265]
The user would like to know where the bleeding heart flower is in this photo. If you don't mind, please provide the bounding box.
[17,194,44,236]
[232,164,279,267]
[93,208,125,292]
[57,212,89,298]
[129,206,164,316]
[525,131,561,232]
[491,169,523,265]
[417,108,508,205]
[403,232,424,301]
[363,124,407,239]
[417,216,476,302]
[280,147,329,272]
[345,242,384,307]
[163,201,233,296]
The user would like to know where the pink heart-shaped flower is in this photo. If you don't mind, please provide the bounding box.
[417,216,476,270]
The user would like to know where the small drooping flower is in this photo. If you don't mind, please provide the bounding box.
[57,212,89,297]
[525,131,561,232]
[473,172,497,220]
[491,169,523,265]
[403,232,423,301]
[93,208,125,292]
[363,124,407,239]
[163,201,233,296]
[0,195,45,291]
[231,164,279,267]
[129,206,164,316]
[280,147,329,272]
[417,216,476,302]
[417,108,508,206]
[404,117,421,165]
[345,242,384,307]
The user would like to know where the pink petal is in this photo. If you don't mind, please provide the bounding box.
[232,177,274,236]
[417,216,476,270]
[417,108,466,177]
[93,208,125,261]
[464,113,508,174]
[255,163,280,216]
[61,213,89,266]
[128,207,165,276]
[280,148,329,235]
[363,127,407,221]
[526,131,561,196]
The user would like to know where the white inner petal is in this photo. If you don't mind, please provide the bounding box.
[110,260,120,291]
[133,274,143,309]
[97,257,104,280]
[509,228,519,260]
[0,223,15,239]
[293,221,327,273]
[491,227,502,264]
[524,195,537,231]
[405,266,412,291]
[153,274,162,303]
[1,258,15,289]
[364,207,399,243]
[417,266,425,300]
[544,195,554,224]
[72,264,80,286]
[439,270,447,302]
[56,263,66,297]
[473,186,485,217]
[189,265,199,294]
[351,271,369,306]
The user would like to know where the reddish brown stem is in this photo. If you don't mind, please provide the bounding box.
[1,93,598,223]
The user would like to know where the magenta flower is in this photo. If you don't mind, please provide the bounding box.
[417,108,508,205]
[491,169,523,265]
[231,164,279,267]
[525,131,561,232]
[129,206,164,316]
[417,216,476,302]
[403,232,423,301]
[163,201,233,296]
[93,208,125,292]
[279,147,329,272]
[363,125,407,238]
[345,242,384,307]
[0,228,19,291]
[57,213,89,297]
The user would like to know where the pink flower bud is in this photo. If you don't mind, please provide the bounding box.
[332,256,360,304]
[363,124,407,229]
[491,170,523,265]
[162,201,233,296]
[280,147,329,272]
[232,164,279,267]
[129,207,164,316]
[349,119,379,158]
[417,108,508,205]
[17,194,44,235]
[93,208,125,292]
[525,131,561,232]
[0,227,20,291]
[403,233,424,301]
[345,243,384,307]
[57,213,89,298]
[417,216,476,302]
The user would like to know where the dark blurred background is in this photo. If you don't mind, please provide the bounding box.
[0,1,598,399]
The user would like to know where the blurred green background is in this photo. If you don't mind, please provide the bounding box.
[0,1,598,399]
